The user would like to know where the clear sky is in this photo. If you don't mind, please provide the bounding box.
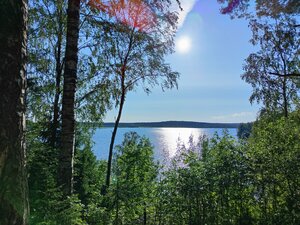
[104,0,260,123]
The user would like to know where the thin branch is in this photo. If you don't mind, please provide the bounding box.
[269,72,300,78]
[175,0,183,11]
[125,73,159,91]
[76,82,107,106]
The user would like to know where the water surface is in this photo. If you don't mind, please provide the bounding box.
[92,127,237,160]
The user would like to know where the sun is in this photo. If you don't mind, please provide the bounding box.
[176,36,192,54]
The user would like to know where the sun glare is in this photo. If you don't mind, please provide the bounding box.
[176,36,192,54]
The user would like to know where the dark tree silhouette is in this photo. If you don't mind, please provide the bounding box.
[0,0,29,224]
[59,0,81,196]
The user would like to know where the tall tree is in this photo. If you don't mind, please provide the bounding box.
[90,0,179,191]
[242,17,300,117]
[59,0,81,196]
[52,0,66,147]
[0,0,29,224]
[27,0,67,147]
[27,0,112,198]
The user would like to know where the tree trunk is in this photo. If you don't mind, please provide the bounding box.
[103,29,134,193]
[282,77,288,117]
[51,3,64,148]
[0,0,29,224]
[105,75,126,191]
[59,0,80,196]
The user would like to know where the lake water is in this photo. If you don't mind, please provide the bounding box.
[92,127,237,160]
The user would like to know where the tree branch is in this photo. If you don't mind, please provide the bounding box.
[76,82,107,106]
[269,72,300,78]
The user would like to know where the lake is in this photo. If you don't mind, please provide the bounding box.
[92,127,237,160]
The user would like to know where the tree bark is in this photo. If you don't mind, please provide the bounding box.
[0,0,29,224]
[105,77,126,190]
[103,28,134,193]
[59,0,80,196]
[51,0,64,148]
[282,77,288,117]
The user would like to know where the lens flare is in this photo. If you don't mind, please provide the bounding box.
[88,0,156,32]
[176,36,191,54]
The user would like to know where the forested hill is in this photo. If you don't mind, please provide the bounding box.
[102,121,240,128]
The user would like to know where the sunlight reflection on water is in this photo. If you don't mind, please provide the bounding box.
[153,128,206,158]
[92,127,237,160]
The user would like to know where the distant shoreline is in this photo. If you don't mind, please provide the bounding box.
[99,121,240,129]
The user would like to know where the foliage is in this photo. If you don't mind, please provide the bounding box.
[246,112,300,224]
[111,132,159,224]
[155,117,300,225]
[218,0,300,18]
[28,122,103,224]
[88,0,180,190]
[242,16,300,117]
[157,132,254,225]
[237,122,253,139]
[27,121,60,224]
[27,0,112,126]
[90,1,179,97]
[27,116,300,225]
[27,0,66,122]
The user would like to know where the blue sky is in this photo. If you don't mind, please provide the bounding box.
[104,0,260,123]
